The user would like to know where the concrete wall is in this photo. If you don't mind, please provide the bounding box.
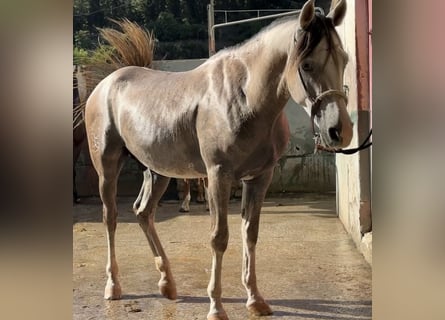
[75,59,337,196]
[335,0,372,264]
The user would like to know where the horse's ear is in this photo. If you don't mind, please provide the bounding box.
[299,0,315,30]
[327,0,347,26]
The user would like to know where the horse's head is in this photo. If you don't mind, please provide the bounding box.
[285,0,352,150]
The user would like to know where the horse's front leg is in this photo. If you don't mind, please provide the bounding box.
[241,169,274,316]
[133,170,177,300]
[206,167,232,320]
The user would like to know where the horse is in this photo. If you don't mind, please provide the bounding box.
[84,1,352,319]
[73,68,86,203]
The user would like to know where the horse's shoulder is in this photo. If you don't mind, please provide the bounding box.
[226,55,249,79]
[206,54,249,91]
[215,53,248,72]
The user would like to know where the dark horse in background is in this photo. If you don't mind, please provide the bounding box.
[73,69,86,203]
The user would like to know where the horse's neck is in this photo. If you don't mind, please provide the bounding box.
[238,20,297,116]
[239,19,296,65]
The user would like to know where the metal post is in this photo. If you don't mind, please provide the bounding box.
[207,0,215,56]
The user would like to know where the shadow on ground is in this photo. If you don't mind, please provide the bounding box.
[73,193,338,224]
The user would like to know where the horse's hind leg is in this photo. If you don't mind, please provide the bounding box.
[133,170,177,300]
[90,147,126,300]
[241,169,274,316]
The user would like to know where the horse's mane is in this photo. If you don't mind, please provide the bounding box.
[209,15,300,60]
[209,10,340,66]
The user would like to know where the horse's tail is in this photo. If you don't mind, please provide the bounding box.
[99,18,155,69]
[82,19,156,89]
[74,19,155,129]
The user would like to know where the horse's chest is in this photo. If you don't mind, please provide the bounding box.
[231,148,271,180]
[233,132,289,179]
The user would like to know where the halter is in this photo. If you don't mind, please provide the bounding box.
[297,66,372,155]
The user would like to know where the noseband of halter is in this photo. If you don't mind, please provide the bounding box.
[309,89,348,133]
[297,66,371,155]
[297,67,347,134]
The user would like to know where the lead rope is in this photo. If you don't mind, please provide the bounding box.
[315,129,372,154]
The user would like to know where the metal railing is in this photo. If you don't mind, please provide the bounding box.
[207,1,325,56]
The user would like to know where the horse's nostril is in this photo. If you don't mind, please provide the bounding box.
[328,127,340,142]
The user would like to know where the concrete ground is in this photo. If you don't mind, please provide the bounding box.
[73,193,371,320]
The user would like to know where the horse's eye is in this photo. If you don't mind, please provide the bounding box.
[301,62,313,72]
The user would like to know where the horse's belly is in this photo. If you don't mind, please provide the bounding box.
[125,141,207,178]
[150,156,207,179]
[117,104,207,177]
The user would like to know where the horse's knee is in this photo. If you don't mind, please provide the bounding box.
[102,207,118,227]
[135,211,145,223]
[210,228,229,252]
[245,229,259,245]
[135,210,151,227]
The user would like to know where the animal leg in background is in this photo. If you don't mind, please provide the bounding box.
[179,178,209,212]
[179,179,191,212]
[73,72,86,203]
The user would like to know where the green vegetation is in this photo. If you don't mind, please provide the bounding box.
[73,47,90,65]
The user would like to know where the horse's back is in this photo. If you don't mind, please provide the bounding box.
[86,65,205,117]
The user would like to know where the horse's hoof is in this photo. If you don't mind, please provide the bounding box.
[179,208,189,213]
[207,311,229,320]
[104,284,122,300]
[247,301,273,316]
[158,279,177,300]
